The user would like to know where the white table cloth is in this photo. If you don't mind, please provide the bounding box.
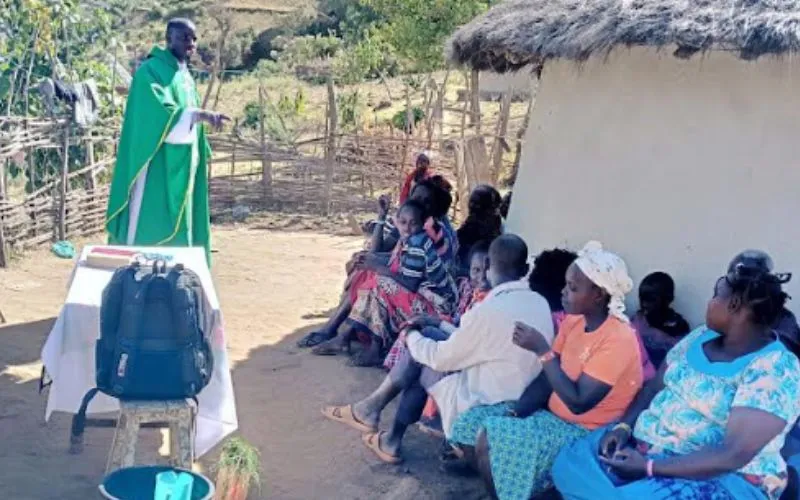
[41,245,238,457]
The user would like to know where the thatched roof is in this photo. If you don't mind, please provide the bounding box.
[447,0,800,72]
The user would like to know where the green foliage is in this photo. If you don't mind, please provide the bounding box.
[355,0,492,72]
[241,89,308,146]
[391,107,425,134]
[0,0,154,192]
[216,437,261,488]
[332,30,398,84]
[336,89,365,131]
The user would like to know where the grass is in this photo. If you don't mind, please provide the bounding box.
[215,436,262,489]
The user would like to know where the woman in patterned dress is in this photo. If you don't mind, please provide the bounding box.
[553,257,800,500]
[311,199,457,367]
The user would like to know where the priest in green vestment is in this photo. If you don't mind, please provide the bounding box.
[106,19,228,264]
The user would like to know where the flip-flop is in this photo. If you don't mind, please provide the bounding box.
[362,432,402,464]
[297,331,334,348]
[321,405,378,433]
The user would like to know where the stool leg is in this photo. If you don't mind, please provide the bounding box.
[169,410,194,469]
[107,413,140,474]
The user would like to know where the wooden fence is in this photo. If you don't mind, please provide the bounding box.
[0,71,532,267]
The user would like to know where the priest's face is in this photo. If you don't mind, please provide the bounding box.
[167,23,197,62]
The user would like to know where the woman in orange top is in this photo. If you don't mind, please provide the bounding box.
[448,241,643,500]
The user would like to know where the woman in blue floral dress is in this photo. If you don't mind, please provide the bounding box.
[552,256,800,500]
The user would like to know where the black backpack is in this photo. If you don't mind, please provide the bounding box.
[70,261,213,444]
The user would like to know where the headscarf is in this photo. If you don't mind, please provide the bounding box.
[575,241,633,323]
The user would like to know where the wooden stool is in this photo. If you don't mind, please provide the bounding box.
[106,400,196,474]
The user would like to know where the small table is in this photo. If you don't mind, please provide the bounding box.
[41,246,238,457]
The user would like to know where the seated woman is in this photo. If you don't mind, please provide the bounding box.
[321,235,555,464]
[456,185,503,273]
[728,250,800,355]
[448,241,644,499]
[552,258,800,500]
[385,240,492,370]
[297,178,456,349]
[631,272,691,370]
[528,248,578,333]
[312,200,457,367]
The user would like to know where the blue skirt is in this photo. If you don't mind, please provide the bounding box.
[552,428,767,500]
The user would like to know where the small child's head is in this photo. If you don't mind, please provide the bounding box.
[638,272,676,316]
[396,199,428,240]
[468,240,491,290]
[529,248,578,312]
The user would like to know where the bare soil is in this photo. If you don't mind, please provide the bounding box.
[0,225,485,499]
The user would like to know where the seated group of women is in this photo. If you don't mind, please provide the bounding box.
[300,161,800,500]
[297,169,505,368]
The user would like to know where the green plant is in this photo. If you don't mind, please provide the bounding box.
[337,89,365,131]
[215,437,261,500]
[332,30,398,84]
[241,89,308,145]
[391,107,425,134]
[354,0,492,72]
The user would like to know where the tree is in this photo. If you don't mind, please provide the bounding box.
[356,0,491,72]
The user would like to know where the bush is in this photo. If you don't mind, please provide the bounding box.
[391,107,425,134]
[332,31,398,84]
[241,89,308,145]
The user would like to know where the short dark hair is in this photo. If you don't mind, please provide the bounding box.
[529,248,578,312]
[398,199,428,225]
[166,18,196,37]
[468,240,491,263]
[468,185,502,215]
[416,176,452,219]
[489,234,529,279]
[640,272,676,303]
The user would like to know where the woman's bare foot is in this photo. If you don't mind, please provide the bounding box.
[312,334,349,356]
[350,400,381,431]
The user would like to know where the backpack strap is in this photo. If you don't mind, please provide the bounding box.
[69,387,99,454]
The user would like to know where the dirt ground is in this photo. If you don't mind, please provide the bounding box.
[0,225,485,499]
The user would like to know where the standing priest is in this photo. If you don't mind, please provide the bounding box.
[106,19,227,264]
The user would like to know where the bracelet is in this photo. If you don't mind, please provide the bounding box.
[646,459,654,478]
[539,351,556,364]
[612,422,632,434]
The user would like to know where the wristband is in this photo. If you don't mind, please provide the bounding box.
[612,422,632,434]
[539,351,556,364]
[646,459,654,478]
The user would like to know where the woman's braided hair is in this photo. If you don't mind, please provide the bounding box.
[726,262,791,326]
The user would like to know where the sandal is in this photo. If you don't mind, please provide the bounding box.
[321,405,377,433]
[362,432,402,464]
[297,331,334,348]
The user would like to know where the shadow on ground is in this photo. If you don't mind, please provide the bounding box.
[230,321,488,500]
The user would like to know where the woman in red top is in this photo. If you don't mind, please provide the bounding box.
[399,152,432,204]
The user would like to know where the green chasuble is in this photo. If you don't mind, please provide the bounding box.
[106,46,212,264]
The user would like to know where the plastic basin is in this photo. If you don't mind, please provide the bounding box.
[99,466,214,500]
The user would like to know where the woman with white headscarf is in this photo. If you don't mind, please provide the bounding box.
[446,241,644,500]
